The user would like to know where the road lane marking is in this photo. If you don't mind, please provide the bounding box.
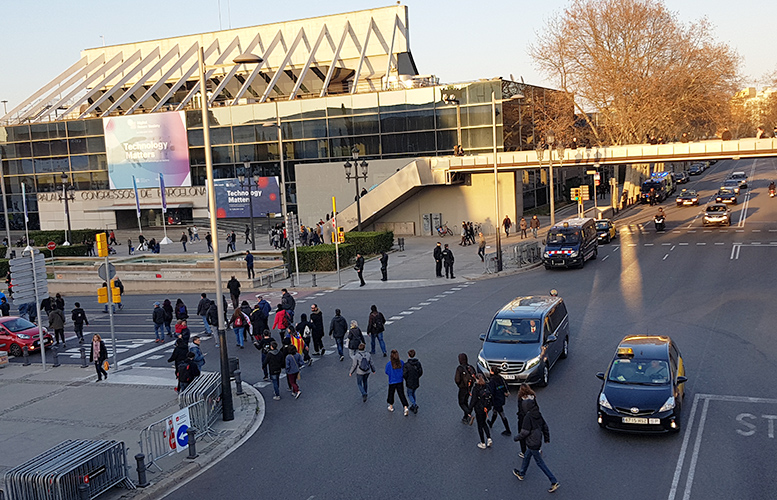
[730,244,741,260]
[644,243,654,246]
[384,321,394,325]
[427,298,439,301]
[667,393,703,500]
[714,242,725,245]
[752,229,761,232]
[118,341,173,365]
[601,255,609,261]
[419,302,431,305]
[388,316,403,320]
[400,311,414,315]
[409,306,423,310]
[681,398,711,500]
[670,245,676,251]
[663,254,669,260]
[696,243,706,246]
[612,246,620,251]
[679,243,689,246]
[662,243,672,246]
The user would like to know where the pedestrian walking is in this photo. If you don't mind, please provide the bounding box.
[196,293,213,336]
[519,217,528,239]
[162,299,174,336]
[192,225,200,241]
[49,305,66,347]
[229,307,249,349]
[1,297,11,316]
[263,340,284,400]
[530,215,540,239]
[251,295,271,339]
[379,251,388,281]
[285,344,304,399]
[240,300,252,339]
[189,336,205,370]
[487,367,512,435]
[128,238,133,255]
[227,275,241,309]
[180,232,188,252]
[175,298,188,320]
[89,334,108,381]
[513,385,559,492]
[442,244,455,279]
[244,224,252,245]
[230,231,237,252]
[309,304,325,355]
[354,253,365,286]
[478,232,486,262]
[205,232,213,252]
[503,215,512,237]
[71,302,88,344]
[177,319,191,344]
[346,320,365,359]
[273,303,290,333]
[187,227,194,243]
[295,314,314,365]
[367,304,387,357]
[433,242,443,277]
[167,337,189,376]
[109,230,118,246]
[349,343,375,402]
[469,373,493,449]
[281,288,295,323]
[152,301,166,343]
[55,293,65,311]
[329,308,348,361]
[253,330,273,380]
[386,349,410,415]
[113,278,124,310]
[245,251,255,279]
[455,353,477,423]
[403,349,423,414]
[176,352,200,392]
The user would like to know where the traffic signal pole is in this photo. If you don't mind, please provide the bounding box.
[96,233,118,368]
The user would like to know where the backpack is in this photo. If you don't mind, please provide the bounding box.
[234,314,243,327]
[482,386,493,410]
[359,354,371,372]
[460,364,476,388]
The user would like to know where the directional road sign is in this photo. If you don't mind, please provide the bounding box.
[98,263,116,281]
[10,251,49,303]
[46,241,56,251]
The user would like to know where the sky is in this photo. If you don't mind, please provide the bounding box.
[1,0,775,112]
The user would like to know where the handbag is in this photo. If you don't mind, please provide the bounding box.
[102,360,110,371]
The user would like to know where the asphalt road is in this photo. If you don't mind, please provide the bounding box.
[13,158,777,499]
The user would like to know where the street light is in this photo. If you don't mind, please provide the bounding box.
[546,131,557,227]
[442,94,462,150]
[344,146,368,232]
[199,46,262,422]
[556,143,566,217]
[238,161,258,251]
[535,143,546,213]
[59,172,74,246]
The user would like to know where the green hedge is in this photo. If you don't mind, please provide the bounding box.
[3,245,90,258]
[343,231,394,255]
[0,260,7,277]
[28,229,103,246]
[285,243,357,272]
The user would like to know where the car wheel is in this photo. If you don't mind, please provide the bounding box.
[9,343,22,357]
[538,362,550,387]
[560,336,569,359]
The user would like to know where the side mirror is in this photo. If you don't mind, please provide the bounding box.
[546,335,557,343]
[596,372,605,380]
[479,334,486,341]
[677,376,687,384]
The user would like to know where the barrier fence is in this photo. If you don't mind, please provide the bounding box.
[483,241,542,273]
[3,440,134,500]
[179,371,222,437]
[137,400,202,472]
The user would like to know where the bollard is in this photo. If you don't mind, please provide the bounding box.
[52,345,60,367]
[134,453,150,487]
[234,369,244,395]
[268,275,272,288]
[312,273,317,287]
[22,345,30,366]
[79,346,88,368]
[77,483,89,500]
[186,429,199,459]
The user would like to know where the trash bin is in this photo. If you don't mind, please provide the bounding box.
[228,357,239,377]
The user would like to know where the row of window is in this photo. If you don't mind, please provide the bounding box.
[4,119,104,142]
[1,137,105,159]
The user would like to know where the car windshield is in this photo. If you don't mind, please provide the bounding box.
[641,182,661,193]
[731,173,745,179]
[680,190,697,197]
[546,231,580,244]
[707,205,727,213]
[595,221,610,230]
[2,318,35,333]
[608,358,670,385]
[487,318,541,343]
[723,181,738,187]
[718,188,734,195]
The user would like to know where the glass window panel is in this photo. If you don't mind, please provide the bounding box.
[353,115,379,135]
[91,171,109,190]
[84,119,103,136]
[7,159,34,175]
[232,125,256,144]
[435,106,459,129]
[49,122,68,139]
[35,174,57,192]
[43,157,69,174]
[0,144,15,160]
[66,120,87,137]
[379,90,407,112]
[70,155,90,171]
[466,104,497,127]
[30,124,49,140]
[86,136,105,153]
[210,127,232,145]
[214,165,235,179]
[208,107,231,127]
[288,140,328,160]
[277,100,303,120]
[328,117,350,137]
[381,132,436,155]
[5,175,34,194]
[32,141,51,157]
[255,162,280,178]
[72,172,92,190]
[301,119,328,139]
[236,144,256,163]
[251,102,278,122]
[328,137,353,158]
[69,138,87,155]
[186,110,202,129]
[299,99,326,119]
[256,124,278,142]
[404,87,436,110]
[437,130,457,153]
[88,154,107,171]
[281,121,303,140]
[14,142,31,158]
[188,129,204,147]
[463,126,502,151]
[406,109,435,131]
[191,165,207,186]
[50,139,68,156]
[8,125,30,142]
[212,145,234,164]
[327,95,352,116]
[189,148,205,165]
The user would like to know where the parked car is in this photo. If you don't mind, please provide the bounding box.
[0,317,53,357]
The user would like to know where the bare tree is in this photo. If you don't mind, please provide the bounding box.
[530,0,741,145]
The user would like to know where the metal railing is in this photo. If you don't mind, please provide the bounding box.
[137,400,203,472]
[483,240,542,274]
[3,440,134,500]
[178,371,222,438]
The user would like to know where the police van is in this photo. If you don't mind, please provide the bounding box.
[542,217,598,269]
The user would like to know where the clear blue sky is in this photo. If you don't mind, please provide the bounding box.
[1,0,774,111]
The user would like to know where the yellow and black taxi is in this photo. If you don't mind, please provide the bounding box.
[596,335,686,433]
[675,189,699,206]
[594,219,617,243]
[715,187,738,204]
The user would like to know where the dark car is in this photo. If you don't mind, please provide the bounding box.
[595,219,617,243]
[596,335,686,433]
[0,316,53,357]
[674,172,689,184]
[715,187,738,204]
[688,165,703,175]
[675,189,699,206]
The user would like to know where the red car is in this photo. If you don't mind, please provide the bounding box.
[0,316,53,357]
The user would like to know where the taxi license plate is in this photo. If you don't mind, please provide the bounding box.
[683,201,693,205]
[502,374,515,380]
[622,417,660,425]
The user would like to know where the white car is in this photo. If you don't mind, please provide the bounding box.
[703,203,731,226]
[728,172,748,189]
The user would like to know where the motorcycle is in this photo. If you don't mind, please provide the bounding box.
[654,215,666,232]
[770,188,775,198]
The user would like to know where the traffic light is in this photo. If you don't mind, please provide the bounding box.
[96,233,108,257]
[97,286,108,304]
[337,227,345,243]
[111,284,121,303]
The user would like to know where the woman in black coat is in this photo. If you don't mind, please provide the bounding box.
[175,299,188,320]
[89,334,109,381]
[162,299,174,336]
[167,337,189,376]
[487,367,511,435]
[468,373,493,449]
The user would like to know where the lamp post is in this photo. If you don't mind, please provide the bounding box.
[556,144,566,217]
[535,143,545,212]
[546,131,557,227]
[199,46,262,422]
[442,94,462,150]
[238,161,258,251]
[344,146,368,232]
[59,172,74,246]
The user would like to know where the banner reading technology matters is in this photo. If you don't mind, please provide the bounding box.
[214,177,281,218]
[103,111,191,189]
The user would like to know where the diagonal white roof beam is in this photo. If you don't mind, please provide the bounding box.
[176,35,241,111]
[383,16,400,90]
[126,42,199,114]
[320,20,351,98]
[59,50,142,119]
[2,56,89,123]
[150,39,220,113]
[102,44,180,116]
[80,47,161,118]
[350,18,375,94]
[209,33,261,106]
[259,28,306,103]
[232,30,283,103]
[289,24,329,100]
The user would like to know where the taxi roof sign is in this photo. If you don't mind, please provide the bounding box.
[616,347,634,357]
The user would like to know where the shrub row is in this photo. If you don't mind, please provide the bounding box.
[1,244,90,258]
[28,229,104,245]
[342,231,394,255]
[285,243,357,272]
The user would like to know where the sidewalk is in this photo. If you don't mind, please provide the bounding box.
[0,363,263,499]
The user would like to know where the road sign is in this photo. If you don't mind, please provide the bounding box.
[580,185,591,200]
[46,241,56,251]
[171,407,190,453]
[98,263,116,281]
[9,251,49,303]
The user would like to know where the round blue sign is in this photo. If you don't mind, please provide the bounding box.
[176,424,189,447]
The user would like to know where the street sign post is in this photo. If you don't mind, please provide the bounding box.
[97,263,117,282]
[285,212,300,286]
[46,241,56,259]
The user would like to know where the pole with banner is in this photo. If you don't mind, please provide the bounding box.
[332,197,341,287]
[159,173,172,244]
[132,176,142,236]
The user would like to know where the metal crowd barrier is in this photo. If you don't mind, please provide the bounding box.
[508,241,542,268]
[3,440,134,500]
[178,371,222,438]
[137,401,201,472]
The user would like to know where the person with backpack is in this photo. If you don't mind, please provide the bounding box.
[227,276,241,309]
[253,330,274,380]
[196,293,212,336]
[367,304,387,357]
[262,340,284,400]
[229,307,249,349]
[206,300,220,333]
[468,373,493,449]
[162,299,174,337]
[175,298,188,321]
[403,349,423,414]
[167,337,189,377]
[252,295,271,339]
[295,313,314,365]
[513,385,559,493]
[329,309,348,361]
[454,353,477,423]
[280,288,295,323]
[385,349,410,416]
[309,304,325,356]
[71,302,89,344]
[346,320,365,360]
[487,366,512,436]
[349,343,375,402]
[177,319,191,345]
[177,351,201,392]
[285,344,304,399]
[273,303,290,334]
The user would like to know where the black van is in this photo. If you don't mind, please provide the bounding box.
[542,217,598,269]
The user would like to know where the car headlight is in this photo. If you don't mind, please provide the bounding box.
[599,392,613,410]
[524,355,541,371]
[659,396,675,412]
[543,251,550,258]
[477,354,489,370]
[569,251,578,258]
[692,198,698,202]
[17,334,31,339]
